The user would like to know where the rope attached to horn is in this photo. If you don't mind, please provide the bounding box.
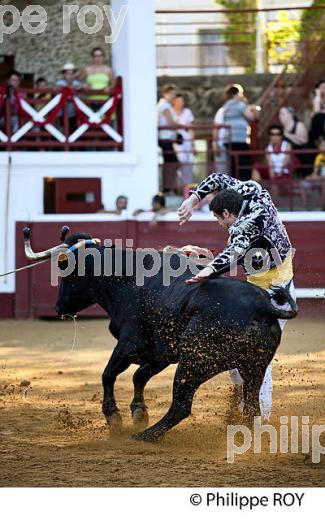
[0,259,49,278]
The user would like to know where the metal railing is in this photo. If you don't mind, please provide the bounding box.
[155,5,325,76]
[0,77,123,151]
[158,124,323,210]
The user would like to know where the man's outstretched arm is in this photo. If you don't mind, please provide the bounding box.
[185,233,251,284]
[178,172,243,226]
[190,172,243,201]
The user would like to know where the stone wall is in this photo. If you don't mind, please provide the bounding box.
[157,73,277,122]
[1,0,112,84]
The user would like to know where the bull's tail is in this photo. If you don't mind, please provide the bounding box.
[267,280,298,320]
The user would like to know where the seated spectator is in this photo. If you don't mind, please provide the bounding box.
[34,78,51,111]
[252,125,293,182]
[0,70,23,134]
[278,106,309,175]
[300,135,325,210]
[309,80,325,148]
[279,106,308,147]
[133,193,169,226]
[172,93,197,185]
[79,48,113,111]
[97,195,128,215]
[56,63,81,134]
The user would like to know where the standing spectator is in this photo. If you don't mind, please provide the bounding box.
[212,105,228,174]
[300,135,325,210]
[222,84,258,181]
[212,84,245,175]
[172,94,196,185]
[56,63,81,134]
[34,78,51,111]
[80,48,113,111]
[0,70,23,134]
[157,84,180,193]
[309,80,325,147]
[278,106,309,175]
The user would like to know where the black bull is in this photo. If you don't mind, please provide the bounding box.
[51,233,298,442]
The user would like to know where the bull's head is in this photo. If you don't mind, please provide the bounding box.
[23,226,101,319]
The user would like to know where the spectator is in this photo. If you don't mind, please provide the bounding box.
[309,80,325,148]
[252,124,293,185]
[80,47,113,111]
[56,63,81,134]
[279,106,308,147]
[278,106,309,175]
[133,193,169,226]
[0,70,23,134]
[97,195,128,215]
[157,84,181,193]
[172,93,197,185]
[34,78,51,112]
[221,84,258,181]
[300,135,325,210]
[212,84,244,175]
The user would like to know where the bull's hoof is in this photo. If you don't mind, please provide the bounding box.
[243,413,260,429]
[132,407,149,429]
[106,412,123,434]
[130,430,163,443]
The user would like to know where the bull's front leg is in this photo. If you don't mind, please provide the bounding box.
[131,361,169,428]
[132,355,213,442]
[102,346,131,433]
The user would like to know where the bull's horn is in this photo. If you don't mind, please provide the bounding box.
[23,227,68,262]
[60,226,70,242]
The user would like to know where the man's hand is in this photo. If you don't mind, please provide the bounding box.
[185,266,215,285]
[178,194,199,226]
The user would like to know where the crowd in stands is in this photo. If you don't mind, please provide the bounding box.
[157,80,325,210]
[0,47,114,136]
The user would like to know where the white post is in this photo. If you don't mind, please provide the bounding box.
[255,0,266,74]
[111,0,158,210]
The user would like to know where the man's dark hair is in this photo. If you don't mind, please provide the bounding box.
[209,189,243,216]
[225,85,240,99]
[152,194,166,208]
[6,70,22,80]
[268,124,283,135]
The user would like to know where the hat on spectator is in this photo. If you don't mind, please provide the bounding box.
[61,63,77,72]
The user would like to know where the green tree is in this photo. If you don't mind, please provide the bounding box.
[265,12,301,71]
[215,0,257,72]
[299,0,325,65]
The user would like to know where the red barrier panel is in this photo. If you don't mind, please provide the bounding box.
[12,219,325,319]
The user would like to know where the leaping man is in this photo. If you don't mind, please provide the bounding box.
[178,172,296,420]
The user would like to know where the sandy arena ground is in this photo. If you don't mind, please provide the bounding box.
[0,317,324,487]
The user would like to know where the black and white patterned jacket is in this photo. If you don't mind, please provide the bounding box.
[191,173,292,276]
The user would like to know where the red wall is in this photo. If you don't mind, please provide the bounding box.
[7,219,325,319]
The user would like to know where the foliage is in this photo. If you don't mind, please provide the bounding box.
[265,12,301,70]
[215,0,257,72]
[300,0,325,39]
